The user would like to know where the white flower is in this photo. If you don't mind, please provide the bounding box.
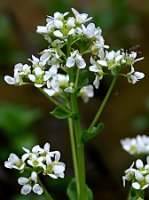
[71,8,92,24]
[125,51,144,65]
[79,85,94,103]
[89,57,105,88]
[122,162,135,187]
[127,66,145,84]
[18,171,43,195]
[27,154,44,168]
[82,23,101,38]
[44,151,66,179]
[121,135,149,155]
[66,50,86,69]
[4,153,25,170]
[29,55,47,68]
[4,63,31,85]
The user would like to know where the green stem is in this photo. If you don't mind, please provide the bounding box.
[127,187,144,200]
[66,101,80,196]
[39,88,69,113]
[71,93,86,200]
[88,76,118,132]
[38,177,54,200]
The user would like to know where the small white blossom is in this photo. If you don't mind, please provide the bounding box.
[66,50,86,69]
[79,85,94,103]
[127,66,145,84]
[4,153,25,170]
[121,135,149,156]
[18,171,43,195]
[71,8,92,24]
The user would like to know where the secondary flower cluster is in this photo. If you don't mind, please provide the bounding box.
[123,158,149,190]
[121,135,149,192]
[121,135,149,156]
[4,8,144,102]
[4,143,65,195]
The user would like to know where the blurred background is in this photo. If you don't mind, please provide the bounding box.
[0,0,149,199]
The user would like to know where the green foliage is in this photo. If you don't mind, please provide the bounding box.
[0,102,42,158]
[50,106,75,119]
[82,123,104,143]
[128,187,144,200]
[67,178,93,200]
[77,70,89,89]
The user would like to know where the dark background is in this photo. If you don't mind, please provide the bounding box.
[0,0,149,199]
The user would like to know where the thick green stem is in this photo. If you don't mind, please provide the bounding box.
[71,93,86,200]
[38,177,54,200]
[88,76,118,132]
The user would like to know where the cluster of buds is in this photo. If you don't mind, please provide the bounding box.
[4,143,65,195]
[4,8,144,103]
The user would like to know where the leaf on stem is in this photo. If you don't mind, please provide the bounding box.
[82,123,104,143]
[77,70,89,89]
[67,178,93,200]
[50,107,75,119]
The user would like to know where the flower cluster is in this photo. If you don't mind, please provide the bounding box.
[121,135,149,156]
[4,143,65,195]
[123,158,149,190]
[4,8,144,103]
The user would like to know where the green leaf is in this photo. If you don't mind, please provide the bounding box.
[67,178,93,200]
[77,70,89,89]
[50,107,75,119]
[82,123,104,143]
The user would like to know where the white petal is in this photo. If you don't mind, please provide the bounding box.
[89,65,99,72]
[44,88,56,96]
[18,177,29,185]
[31,171,37,182]
[145,175,149,183]
[44,143,50,151]
[4,76,15,85]
[48,174,58,179]
[135,170,144,181]
[34,67,43,76]
[75,56,86,69]
[93,76,100,89]
[53,164,65,174]
[66,57,75,68]
[136,159,143,169]
[33,184,43,195]
[64,86,73,93]
[68,28,75,35]
[53,30,63,38]
[134,72,145,79]
[21,184,32,195]
[132,182,140,190]
[28,74,36,82]
[115,55,122,62]
[32,145,42,153]
[97,60,107,66]
[36,26,48,34]
[54,19,63,29]
[9,153,20,163]
[67,17,75,27]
